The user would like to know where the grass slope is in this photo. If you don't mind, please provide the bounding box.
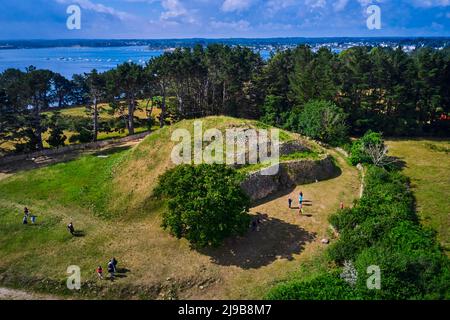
[386,139,450,254]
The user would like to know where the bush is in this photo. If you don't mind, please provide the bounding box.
[349,130,384,165]
[355,243,450,300]
[154,164,251,248]
[266,272,360,300]
[46,112,67,148]
[328,166,449,299]
[284,100,348,146]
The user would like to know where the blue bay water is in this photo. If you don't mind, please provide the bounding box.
[0,46,164,79]
[0,46,272,79]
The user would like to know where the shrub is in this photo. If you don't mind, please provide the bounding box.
[355,244,450,300]
[46,112,67,148]
[349,130,396,167]
[266,272,360,300]
[329,166,449,299]
[284,100,348,146]
[154,164,251,248]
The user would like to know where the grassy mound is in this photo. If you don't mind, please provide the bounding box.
[108,116,307,218]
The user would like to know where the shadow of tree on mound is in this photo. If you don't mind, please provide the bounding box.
[199,213,316,269]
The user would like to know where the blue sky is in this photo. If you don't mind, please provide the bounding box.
[0,0,449,39]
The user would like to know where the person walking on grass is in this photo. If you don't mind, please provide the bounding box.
[107,260,115,280]
[110,257,118,272]
[299,191,303,207]
[67,222,75,236]
[96,266,103,280]
[288,197,293,209]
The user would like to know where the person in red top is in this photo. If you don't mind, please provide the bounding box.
[96,266,103,279]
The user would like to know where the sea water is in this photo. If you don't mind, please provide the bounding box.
[0,46,272,79]
[0,46,164,79]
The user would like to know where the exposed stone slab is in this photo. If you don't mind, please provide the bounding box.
[241,155,340,201]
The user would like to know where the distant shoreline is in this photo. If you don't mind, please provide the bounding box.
[1,36,449,50]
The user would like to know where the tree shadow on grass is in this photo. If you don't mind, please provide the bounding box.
[92,145,132,157]
[199,213,316,269]
[251,186,296,207]
[0,144,133,176]
[389,156,407,170]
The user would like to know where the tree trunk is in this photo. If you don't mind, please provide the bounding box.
[34,98,44,150]
[145,98,154,130]
[35,116,44,150]
[93,97,98,142]
[160,82,167,128]
[128,98,135,135]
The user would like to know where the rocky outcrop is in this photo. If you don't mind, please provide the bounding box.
[241,155,340,201]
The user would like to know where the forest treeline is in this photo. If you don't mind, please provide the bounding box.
[1,44,449,153]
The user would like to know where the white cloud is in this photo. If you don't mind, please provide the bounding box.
[55,0,134,21]
[160,0,196,24]
[411,0,450,7]
[305,0,327,9]
[265,0,297,15]
[334,0,349,11]
[222,0,254,13]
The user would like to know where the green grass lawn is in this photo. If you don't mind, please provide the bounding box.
[0,148,132,296]
[386,139,450,254]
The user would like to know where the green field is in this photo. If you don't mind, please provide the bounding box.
[386,139,450,254]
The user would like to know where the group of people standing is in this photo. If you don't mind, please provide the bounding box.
[96,258,118,281]
[288,191,304,215]
[22,207,37,225]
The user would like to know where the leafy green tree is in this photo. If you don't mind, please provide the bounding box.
[349,131,384,166]
[84,69,106,141]
[52,73,73,108]
[154,164,251,248]
[68,118,94,143]
[23,66,55,150]
[0,69,27,151]
[289,47,338,106]
[285,100,348,146]
[106,62,144,135]
[260,95,286,126]
[46,111,67,148]
[146,54,171,127]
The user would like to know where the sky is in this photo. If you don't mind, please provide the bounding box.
[0,0,449,39]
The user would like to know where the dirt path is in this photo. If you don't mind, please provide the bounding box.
[0,287,58,300]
